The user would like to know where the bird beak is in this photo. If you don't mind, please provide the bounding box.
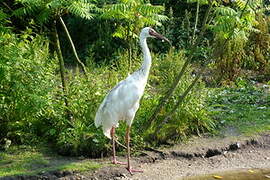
[150,31,171,44]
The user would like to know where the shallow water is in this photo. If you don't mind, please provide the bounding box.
[181,169,270,180]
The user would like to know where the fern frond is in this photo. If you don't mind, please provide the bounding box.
[152,14,169,25]
[68,1,95,20]
[100,3,129,19]
[215,6,237,16]
[36,9,51,24]
[234,0,246,10]
[137,3,164,16]
[13,5,40,17]
[46,0,63,10]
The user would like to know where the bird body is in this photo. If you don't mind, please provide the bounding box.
[94,27,169,173]
[94,69,148,138]
[95,28,153,138]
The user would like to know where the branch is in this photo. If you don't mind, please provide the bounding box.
[2,2,13,11]
[59,16,88,78]
[192,0,200,44]
[53,19,72,122]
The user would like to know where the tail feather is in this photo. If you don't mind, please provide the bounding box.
[94,101,104,128]
[103,127,112,139]
[95,96,117,139]
[95,103,112,139]
[94,110,102,128]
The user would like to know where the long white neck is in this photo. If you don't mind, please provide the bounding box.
[139,36,152,77]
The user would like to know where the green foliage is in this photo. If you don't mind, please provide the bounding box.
[101,0,167,28]
[56,69,113,156]
[208,81,270,134]
[209,0,266,81]
[100,0,168,53]
[244,13,270,74]
[140,50,215,144]
[0,30,57,144]
[13,0,96,24]
[1,0,269,159]
[0,9,11,33]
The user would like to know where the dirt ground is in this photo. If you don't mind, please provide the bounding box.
[2,133,269,180]
[81,132,270,180]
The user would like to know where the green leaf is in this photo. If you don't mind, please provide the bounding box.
[215,6,237,16]
[68,1,95,20]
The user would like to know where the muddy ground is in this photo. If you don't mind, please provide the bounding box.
[88,133,270,180]
[2,133,270,180]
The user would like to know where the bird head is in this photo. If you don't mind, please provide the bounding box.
[140,27,170,44]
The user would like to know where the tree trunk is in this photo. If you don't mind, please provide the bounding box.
[59,16,88,78]
[53,20,72,122]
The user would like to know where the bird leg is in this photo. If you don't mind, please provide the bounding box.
[111,127,126,165]
[125,126,143,174]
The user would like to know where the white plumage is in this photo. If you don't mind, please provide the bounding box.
[94,71,146,138]
[94,27,169,173]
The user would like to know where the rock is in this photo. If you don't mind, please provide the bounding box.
[229,142,241,151]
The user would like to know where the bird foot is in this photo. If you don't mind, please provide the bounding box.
[112,160,127,165]
[126,167,143,174]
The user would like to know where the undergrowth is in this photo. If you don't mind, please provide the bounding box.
[208,79,270,135]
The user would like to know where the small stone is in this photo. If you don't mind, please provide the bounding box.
[265,175,270,179]
[121,173,127,178]
[229,142,241,151]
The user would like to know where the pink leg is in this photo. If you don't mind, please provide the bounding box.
[125,126,143,174]
[111,127,126,165]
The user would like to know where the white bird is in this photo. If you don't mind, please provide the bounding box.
[95,27,169,173]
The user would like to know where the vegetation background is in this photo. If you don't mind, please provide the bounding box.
[0,0,269,163]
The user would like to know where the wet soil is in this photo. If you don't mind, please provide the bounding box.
[1,133,270,180]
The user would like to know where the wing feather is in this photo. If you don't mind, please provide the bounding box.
[94,72,146,138]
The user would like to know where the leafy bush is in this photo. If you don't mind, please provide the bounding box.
[0,29,57,144]
[244,13,270,77]
[140,50,215,144]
